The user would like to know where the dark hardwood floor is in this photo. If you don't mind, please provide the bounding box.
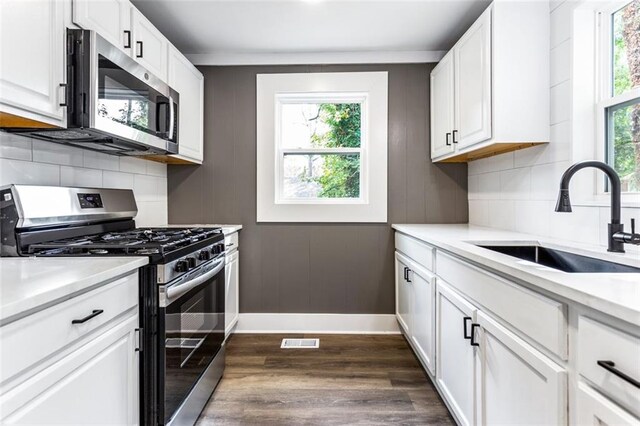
[196,334,454,425]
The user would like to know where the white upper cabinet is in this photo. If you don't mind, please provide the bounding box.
[430,51,455,158]
[0,0,66,127]
[73,0,132,54]
[454,8,491,149]
[168,45,204,163]
[430,1,549,162]
[131,8,168,82]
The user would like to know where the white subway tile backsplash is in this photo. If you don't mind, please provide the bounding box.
[488,200,516,230]
[550,1,573,49]
[500,168,531,200]
[550,80,571,125]
[0,133,32,161]
[0,133,168,220]
[60,166,103,187]
[477,172,501,200]
[136,201,168,227]
[120,156,148,174]
[530,161,570,201]
[103,170,135,190]
[146,160,167,177]
[0,158,60,186]
[514,200,552,237]
[32,140,84,167]
[83,150,120,171]
[550,39,571,87]
[468,175,480,200]
[468,152,514,176]
[550,205,600,245]
[468,200,490,227]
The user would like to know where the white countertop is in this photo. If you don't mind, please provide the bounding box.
[165,224,242,235]
[392,224,640,325]
[0,257,148,325]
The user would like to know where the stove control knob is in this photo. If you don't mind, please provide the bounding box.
[211,245,220,255]
[186,257,197,269]
[198,250,211,261]
[175,260,189,273]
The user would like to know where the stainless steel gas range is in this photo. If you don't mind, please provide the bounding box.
[0,184,225,426]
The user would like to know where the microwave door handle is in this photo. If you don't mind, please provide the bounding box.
[169,97,176,141]
[165,257,224,303]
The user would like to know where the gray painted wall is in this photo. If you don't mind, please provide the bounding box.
[168,64,468,315]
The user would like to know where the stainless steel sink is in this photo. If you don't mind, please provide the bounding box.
[476,245,640,273]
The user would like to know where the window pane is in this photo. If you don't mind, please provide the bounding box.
[607,99,640,192]
[612,1,639,96]
[281,103,361,148]
[283,154,361,199]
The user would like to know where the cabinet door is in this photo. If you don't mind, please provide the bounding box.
[408,263,436,376]
[430,51,455,158]
[73,0,132,54]
[168,44,204,162]
[475,311,566,425]
[436,281,477,426]
[454,7,491,148]
[225,251,239,336]
[0,0,65,126]
[1,314,139,425]
[577,381,640,426]
[395,253,413,335]
[131,7,168,81]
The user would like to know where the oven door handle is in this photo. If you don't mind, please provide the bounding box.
[165,257,224,303]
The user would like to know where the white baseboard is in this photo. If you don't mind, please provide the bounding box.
[235,313,400,334]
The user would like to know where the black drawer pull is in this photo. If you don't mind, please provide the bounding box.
[446,132,451,146]
[463,316,472,339]
[597,360,640,388]
[71,309,104,324]
[123,30,131,48]
[470,323,480,347]
[136,41,143,58]
[452,129,458,144]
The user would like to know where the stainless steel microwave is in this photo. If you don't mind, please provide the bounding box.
[6,29,179,156]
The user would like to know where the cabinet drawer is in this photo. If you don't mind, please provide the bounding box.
[577,381,639,426]
[436,251,567,359]
[225,232,239,253]
[0,272,138,385]
[578,316,640,417]
[395,233,434,271]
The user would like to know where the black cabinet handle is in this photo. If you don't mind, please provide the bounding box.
[403,266,408,281]
[136,41,143,58]
[123,30,131,48]
[452,129,458,144]
[59,83,67,107]
[470,323,480,347]
[597,360,640,388]
[71,309,104,324]
[446,132,451,146]
[463,316,472,339]
[406,268,412,283]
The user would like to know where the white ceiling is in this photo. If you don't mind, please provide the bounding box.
[132,0,491,65]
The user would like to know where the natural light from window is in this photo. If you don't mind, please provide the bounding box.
[605,0,639,193]
[279,102,363,200]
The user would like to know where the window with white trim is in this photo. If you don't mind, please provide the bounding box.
[598,0,640,193]
[256,72,388,222]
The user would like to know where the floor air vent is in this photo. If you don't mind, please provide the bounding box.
[280,338,320,349]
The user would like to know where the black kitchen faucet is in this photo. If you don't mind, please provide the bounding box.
[555,161,640,253]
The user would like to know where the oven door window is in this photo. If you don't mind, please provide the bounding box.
[97,55,170,138]
[163,268,224,423]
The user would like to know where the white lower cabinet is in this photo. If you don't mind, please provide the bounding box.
[577,381,640,426]
[1,313,139,425]
[409,263,435,376]
[436,281,477,426]
[476,311,566,425]
[225,249,240,337]
[395,252,413,335]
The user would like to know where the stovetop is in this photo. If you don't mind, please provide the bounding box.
[26,227,223,259]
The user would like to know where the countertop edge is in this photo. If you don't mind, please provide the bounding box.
[392,224,640,326]
[0,257,148,325]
